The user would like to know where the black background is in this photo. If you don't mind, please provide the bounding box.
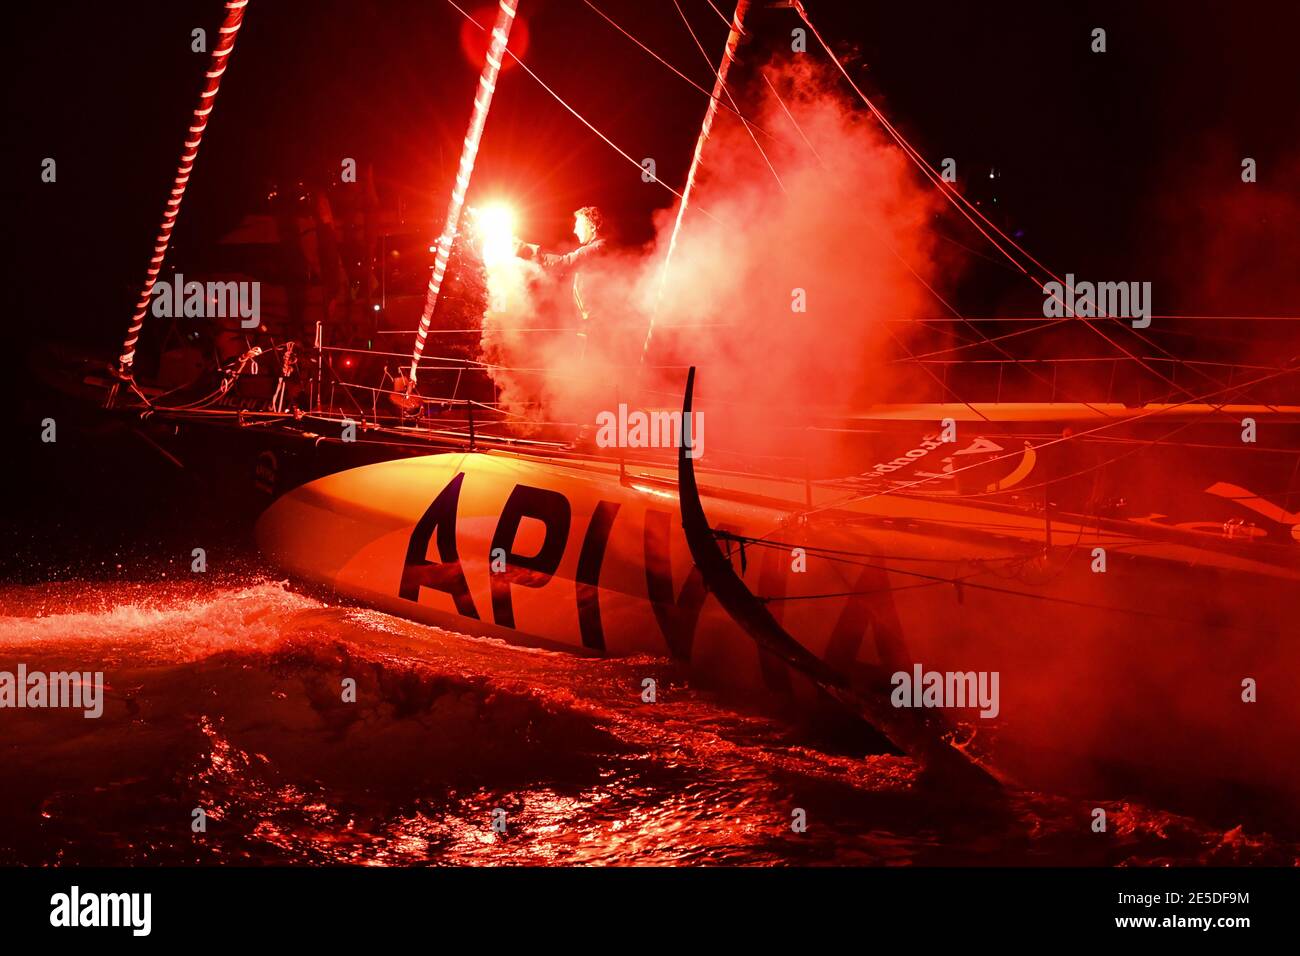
[8,0,1300,359]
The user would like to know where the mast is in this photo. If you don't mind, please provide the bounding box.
[111,0,250,403]
[407,0,520,393]
[638,0,750,372]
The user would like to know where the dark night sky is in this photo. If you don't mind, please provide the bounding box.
[9,0,1300,358]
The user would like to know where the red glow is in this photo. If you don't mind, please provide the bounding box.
[459,5,529,71]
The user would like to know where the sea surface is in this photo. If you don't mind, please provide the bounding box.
[2,568,1295,866]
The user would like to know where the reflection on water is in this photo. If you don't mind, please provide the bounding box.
[0,580,1293,866]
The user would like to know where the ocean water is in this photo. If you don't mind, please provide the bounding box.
[1,574,1294,866]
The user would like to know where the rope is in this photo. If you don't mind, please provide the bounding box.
[700,0,738,31]
[673,0,784,192]
[789,1,1242,407]
[409,0,519,389]
[779,363,1299,526]
[639,0,750,372]
[762,72,822,163]
[579,0,777,140]
[444,0,712,220]
[755,62,1115,416]
[116,0,250,376]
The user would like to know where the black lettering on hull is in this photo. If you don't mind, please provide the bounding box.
[400,471,479,618]
[822,563,907,680]
[756,542,794,694]
[397,473,480,621]
[576,501,621,651]
[490,484,572,629]
[644,509,709,662]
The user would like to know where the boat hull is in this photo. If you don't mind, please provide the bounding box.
[257,452,1300,817]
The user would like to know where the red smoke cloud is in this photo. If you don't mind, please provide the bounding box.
[480,57,956,466]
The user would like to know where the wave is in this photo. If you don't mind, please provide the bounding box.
[0,580,1292,865]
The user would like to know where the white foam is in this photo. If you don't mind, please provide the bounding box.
[0,581,323,662]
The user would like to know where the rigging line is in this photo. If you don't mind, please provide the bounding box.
[756,55,986,331]
[761,71,822,163]
[762,573,983,601]
[759,363,1299,529]
[788,3,1223,406]
[885,261,987,350]
[744,505,1098,581]
[754,56,1108,414]
[720,532,1014,565]
[410,0,519,389]
[898,325,1296,381]
[333,379,379,420]
[320,359,374,419]
[882,314,1300,323]
[114,0,250,383]
[382,322,740,333]
[446,0,717,223]
[1078,436,1300,457]
[902,405,1293,503]
[932,227,1023,272]
[900,355,1295,375]
[749,549,1216,626]
[911,426,1245,503]
[756,56,969,336]
[781,8,1097,326]
[639,0,750,372]
[700,0,739,31]
[894,321,1295,381]
[672,0,786,192]
[902,318,1075,361]
[798,8,1029,275]
[324,343,695,372]
[1100,308,1262,406]
[578,0,778,141]
[1146,314,1300,321]
[891,367,1300,503]
[877,240,1113,416]
[889,321,987,418]
[756,64,972,339]
[894,320,1271,350]
[868,269,998,418]
[946,143,1237,400]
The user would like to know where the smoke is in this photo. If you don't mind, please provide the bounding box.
[1149,146,1300,374]
[478,58,953,462]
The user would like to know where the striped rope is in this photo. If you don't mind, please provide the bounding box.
[117,0,249,373]
[673,0,781,191]
[638,0,750,372]
[409,0,519,389]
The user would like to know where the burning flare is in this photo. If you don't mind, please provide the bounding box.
[472,202,517,268]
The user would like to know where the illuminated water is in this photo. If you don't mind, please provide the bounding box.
[1,573,1293,866]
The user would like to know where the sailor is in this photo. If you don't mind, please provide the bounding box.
[515,205,609,358]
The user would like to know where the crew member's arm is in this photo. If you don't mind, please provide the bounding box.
[514,238,605,271]
[541,239,605,269]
